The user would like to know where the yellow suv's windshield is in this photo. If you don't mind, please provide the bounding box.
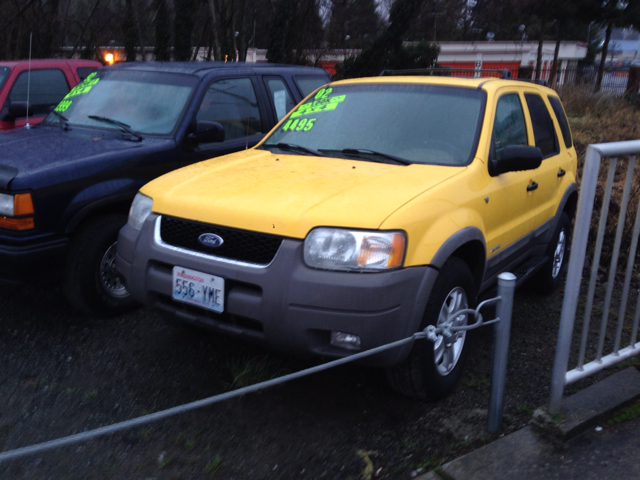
[262,83,486,166]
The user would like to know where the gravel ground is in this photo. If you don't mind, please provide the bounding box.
[0,278,613,479]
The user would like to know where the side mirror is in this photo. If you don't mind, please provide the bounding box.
[492,145,542,175]
[187,121,225,144]
[0,101,33,122]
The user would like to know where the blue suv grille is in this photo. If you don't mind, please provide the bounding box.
[160,216,284,265]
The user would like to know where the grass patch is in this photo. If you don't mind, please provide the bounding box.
[462,376,489,389]
[175,432,196,451]
[204,456,223,475]
[83,389,97,401]
[414,457,440,471]
[433,466,456,480]
[225,354,289,389]
[0,423,14,442]
[607,400,640,426]
[518,405,534,416]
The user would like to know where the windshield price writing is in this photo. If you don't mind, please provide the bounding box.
[282,117,316,132]
[55,72,100,112]
[290,87,346,119]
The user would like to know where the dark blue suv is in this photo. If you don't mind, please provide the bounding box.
[0,61,329,316]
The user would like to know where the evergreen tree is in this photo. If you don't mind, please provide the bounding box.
[155,0,171,61]
[326,0,382,49]
[407,0,469,42]
[266,0,324,64]
[174,0,197,61]
[334,0,440,79]
[124,0,137,61]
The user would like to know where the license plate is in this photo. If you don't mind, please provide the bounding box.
[172,266,225,313]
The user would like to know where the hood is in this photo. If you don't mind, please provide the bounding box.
[145,149,465,238]
[0,126,160,188]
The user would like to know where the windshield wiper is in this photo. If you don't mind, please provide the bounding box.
[50,110,70,130]
[263,142,323,156]
[88,115,143,141]
[340,148,412,165]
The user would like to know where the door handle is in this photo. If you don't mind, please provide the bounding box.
[557,169,566,177]
[527,181,538,191]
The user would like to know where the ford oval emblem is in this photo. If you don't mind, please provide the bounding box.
[198,233,224,248]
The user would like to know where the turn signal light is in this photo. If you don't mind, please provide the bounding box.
[0,217,34,230]
[14,193,34,215]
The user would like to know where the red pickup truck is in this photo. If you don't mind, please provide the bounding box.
[0,59,102,131]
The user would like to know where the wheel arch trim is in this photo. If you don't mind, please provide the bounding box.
[427,226,486,297]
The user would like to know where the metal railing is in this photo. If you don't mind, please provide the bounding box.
[549,140,640,414]
[0,273,516,462]
[520,66,631,96]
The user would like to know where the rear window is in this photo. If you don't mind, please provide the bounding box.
[548,96,572,148]
[0,66,9,90]
[9,68,70,115]
[77,67,99,81]
[524,93,559,158]
[264,76,295,121]
[294,75,329,97]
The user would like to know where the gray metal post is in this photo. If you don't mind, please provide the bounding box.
[488,272,516,433]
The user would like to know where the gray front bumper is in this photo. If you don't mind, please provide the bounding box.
[117,214,439,367]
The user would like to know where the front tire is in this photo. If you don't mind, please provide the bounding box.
[386,257,476,401]
[63,214,138,317]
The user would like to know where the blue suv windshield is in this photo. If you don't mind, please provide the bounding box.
[44,69,198,135]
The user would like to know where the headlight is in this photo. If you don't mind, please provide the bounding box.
[128,193,153,231]
[304,228,406,271]
[0,194,15,216]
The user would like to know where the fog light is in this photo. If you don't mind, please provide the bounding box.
[331,331,361,350]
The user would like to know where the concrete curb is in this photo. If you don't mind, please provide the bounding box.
[531,367,640,441]
[419,366,640,480]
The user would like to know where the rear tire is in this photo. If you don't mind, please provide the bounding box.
[63,214,138,317]
[386,257,476,401]
[533,212,570,294]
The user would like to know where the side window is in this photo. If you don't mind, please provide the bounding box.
[264,76,295,121]
[525,93,559,157]
[9,69,70,116]
[0,66,10,90]
[492,93,528,160]
[77,67,99,81]
[196,77,262,141]
[294,75,329,97]
[548,96,572,149]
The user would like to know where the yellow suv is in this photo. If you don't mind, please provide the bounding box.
[117,74,577,400]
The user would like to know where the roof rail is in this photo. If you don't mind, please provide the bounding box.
[513,78,547,86]
[379,68,514,79]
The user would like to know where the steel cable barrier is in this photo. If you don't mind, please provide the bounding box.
[0,274,515,462]
[550,140,640,414]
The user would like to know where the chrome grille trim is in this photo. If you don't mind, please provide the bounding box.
[154,216,277,269]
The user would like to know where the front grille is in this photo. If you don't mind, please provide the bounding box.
[160,216,284,265]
